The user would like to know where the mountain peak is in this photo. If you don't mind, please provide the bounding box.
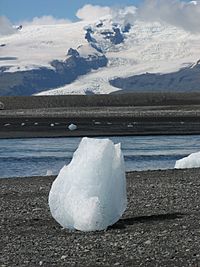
[1,17,200,95]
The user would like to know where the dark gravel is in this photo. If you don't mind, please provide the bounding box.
[1,106,200,138]
[1,169,200,267]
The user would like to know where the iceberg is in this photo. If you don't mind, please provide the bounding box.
[68,123,77,131]
[48,137,127,231]
[175,151,200,169]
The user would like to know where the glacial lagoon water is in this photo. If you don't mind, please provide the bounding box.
[1,135,200,178]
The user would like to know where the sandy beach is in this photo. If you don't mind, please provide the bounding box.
[1,169,200,266]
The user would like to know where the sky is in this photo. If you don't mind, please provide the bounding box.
[1,0,198,34]
[0,0,141,23]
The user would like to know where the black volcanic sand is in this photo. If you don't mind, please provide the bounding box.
[1,169,200,266]
[1,105,200,138]
[2,116,200,139]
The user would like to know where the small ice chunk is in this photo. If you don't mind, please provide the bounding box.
[48,137,127,231]
[21,122,25,126]
[175,151,200,169]
[50,123,55,127]
[68,123,77,131]
[46,169,53,176]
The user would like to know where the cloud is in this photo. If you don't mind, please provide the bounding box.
[76,4,137,29]
[0,16,16,36]
[76,4,111,21]
[138,0,200,32]
[111,6,137,26]
[76,1,200,33]
[14,1,200,34]
[22,15,71,26]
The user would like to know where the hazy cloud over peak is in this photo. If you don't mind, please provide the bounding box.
[0,16,16,36]
[111,6,137,26]
[22,15,71,26]
[138,0,200,32]
[76,1,200,33]
[76,4,137,28]
[76,4,111,21]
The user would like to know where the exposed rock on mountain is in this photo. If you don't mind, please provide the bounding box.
[0,47,108,96]
[85,28,96,43]
[122,23,131,33]
[67,48,80,57]
[110,62,200,93]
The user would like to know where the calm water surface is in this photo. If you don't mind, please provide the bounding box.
[1,135,200,178]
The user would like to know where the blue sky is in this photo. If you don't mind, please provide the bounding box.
[1,0,142,23]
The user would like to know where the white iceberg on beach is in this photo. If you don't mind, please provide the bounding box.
[175,151,200,169]
[48,137,127,231]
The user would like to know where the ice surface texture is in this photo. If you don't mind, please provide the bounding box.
[175,151,200,169]
[48,137,127,231]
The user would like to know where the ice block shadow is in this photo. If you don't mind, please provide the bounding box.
[109,212,186,230]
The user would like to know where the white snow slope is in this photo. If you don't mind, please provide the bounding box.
[1,14,200,95]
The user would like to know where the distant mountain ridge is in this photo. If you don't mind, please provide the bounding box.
[0,46,107,96]
[1,15,200,95]
[110,62,200,93]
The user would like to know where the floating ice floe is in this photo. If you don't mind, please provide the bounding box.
[68,123,77,131]
[175,151,200,169]
[48,137,127,231]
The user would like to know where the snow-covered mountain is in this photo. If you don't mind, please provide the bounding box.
[1,10,200,96]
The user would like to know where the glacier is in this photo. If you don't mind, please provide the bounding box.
[48,137,127,231]
[1,13,200,95]
[175,151,200,169]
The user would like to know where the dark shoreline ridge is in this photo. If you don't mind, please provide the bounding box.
[1,169,200,266]
[1,93,200,138]
[2,92,200,109]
